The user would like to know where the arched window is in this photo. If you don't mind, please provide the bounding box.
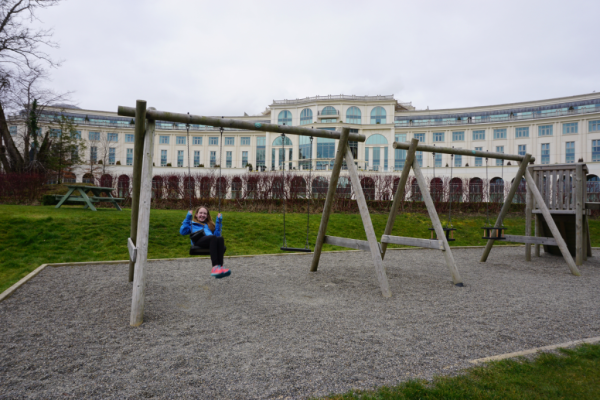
[183,177,195,199]
[490,177,504,203]
[410,177,422,201]
[321,106,337,116]
[370,107,386,124]
[118,175,130,198]
[587,174,600,202]
[336,176,351,199]
[272,136,293,146]
[200,177,211,198]
[513,178,527,204]
[361,177,375,200]
[63,172,76,184]
[278,110,292,126]
[312,176,329,199]
[215,177,227,199]
[469,178,483,202]
[231,177,242,199]
[346,107,362,124]
[450,177,463,202]
[100,174,113,188]
[82,173,95,184]
[291,176,307,198]
[272,177,284,199]
[246,176,258,199]
[300,108,313,125]
[365,134,388,145]
[168,175,179,199]
[392,177,401,196]
[430,177,443,202]
[152,176,163,199]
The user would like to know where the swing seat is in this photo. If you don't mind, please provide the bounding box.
[280,246,312,253]
[189,245,227,256]
[429,227,457,242]
[481,227,506,240]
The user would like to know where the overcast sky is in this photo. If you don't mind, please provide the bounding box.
[35,0,600,116]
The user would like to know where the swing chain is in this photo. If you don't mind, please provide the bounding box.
[186,113,192,212]
[485,153,490,226]
[218,126,224,213]
[447,151,454,228]
[281,132,287,249]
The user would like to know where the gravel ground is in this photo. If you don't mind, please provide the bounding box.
[1,247,600,399]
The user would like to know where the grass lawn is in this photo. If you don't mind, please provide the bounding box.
[320,344,600,400]
[3,204,600,294]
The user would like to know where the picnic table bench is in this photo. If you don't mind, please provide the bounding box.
[55,185,124,211]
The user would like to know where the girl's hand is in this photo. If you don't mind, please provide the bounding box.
[217,213,222,219]
[188,210,192,215]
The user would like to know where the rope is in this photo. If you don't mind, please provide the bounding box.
[218,126,223,213]
[281,133,287,248]
[186,113,192,211]
[305,136,313,249]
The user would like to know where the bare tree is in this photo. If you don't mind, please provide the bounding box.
[0,0,64,172]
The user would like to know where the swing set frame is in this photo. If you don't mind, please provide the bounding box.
[119,100,579,328]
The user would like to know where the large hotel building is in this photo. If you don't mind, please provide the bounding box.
[6,92,600,189]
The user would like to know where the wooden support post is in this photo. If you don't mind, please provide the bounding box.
[381,138,419,259]
[576,164,583,265]
[130,116,156,327]
[525,166,533,261]
[481,154,532,262]
[344,146,392,297]
[412,158,463,286]
[310,128,350,272]
[525,169,581,276]
[129,100,147,282]
[535,170,541,257]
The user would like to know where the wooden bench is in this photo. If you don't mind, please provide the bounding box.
[55,185,124,211]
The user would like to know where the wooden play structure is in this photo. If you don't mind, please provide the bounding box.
[119,100,588,327]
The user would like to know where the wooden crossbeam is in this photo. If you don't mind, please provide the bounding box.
[503,235,558,246]
[324,235,380,253]
[381,235,444,250]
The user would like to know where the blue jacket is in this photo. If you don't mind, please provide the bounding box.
[180,213,222,245]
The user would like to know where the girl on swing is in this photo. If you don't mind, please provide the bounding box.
[180,206,231,278]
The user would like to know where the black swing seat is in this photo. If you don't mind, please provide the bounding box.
[280,247,312,253]
[189,245,227,256]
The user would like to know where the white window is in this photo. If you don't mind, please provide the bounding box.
[193,136,202,145]
[541,143,550,164]
[241,137,251,145]
[433,132,444,142]
[538,125,553,136]
[194,151,200,166]
[126,148,133,165]
[496,146,504,166]
[161,150,167,166]
[473,130,485,140]
[563,122,578,134]
[493,129,507,139]
[89,131,101,141]
[565,142,575,163]
[209,137,218,145]
[452,131,464,141]
[515,127,529,138]
[109,147,116,164]
[108,133,118,142]
[225,137,234,146]
[159,135,170,144]
[518,145,526,156]
[176,136,186,145]
[125,134,134,143]
[177,150,184,167]
[9,125,17,136]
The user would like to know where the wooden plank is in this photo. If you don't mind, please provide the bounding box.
[412,157,463,286]
[76,187,97,211]
[585,202,600,210]
[504,235,558,246]
[481,154,531,262]
[525,169,581,276]
[54,187,76,209]
[381,138,419,259]
[381,235,444,250]
[127,237,137,263]
[393,141,531,162]
[344,146,392,297]
[130,117,156,327]
[576,164,583,266]
[525,167,533,261]
[535,170,541,257]
[532,209,576,214]
[566,170,571,210]
[118,106,366,142]
[558,170,564,210]
[324,235,378,252]
[129,100,147,282]
[310,128,350,272]
[530,164,578,172]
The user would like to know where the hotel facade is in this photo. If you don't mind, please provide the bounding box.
[6,92,600,190]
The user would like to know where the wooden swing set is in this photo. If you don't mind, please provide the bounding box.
[119,100,583,327]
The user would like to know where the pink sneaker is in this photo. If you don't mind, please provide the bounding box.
[211,266,231,279]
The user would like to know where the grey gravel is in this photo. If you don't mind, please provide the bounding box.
[1,247,599,399]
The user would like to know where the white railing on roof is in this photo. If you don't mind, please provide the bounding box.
[272,95,396,105]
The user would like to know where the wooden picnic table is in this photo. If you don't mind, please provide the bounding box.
[55,185,124,211]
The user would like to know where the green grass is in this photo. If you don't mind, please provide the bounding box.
[320,344,600,399]
[2,204,600,295]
